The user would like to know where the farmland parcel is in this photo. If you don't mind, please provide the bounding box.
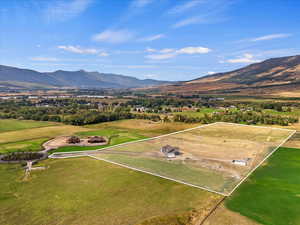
[51,122,295,195]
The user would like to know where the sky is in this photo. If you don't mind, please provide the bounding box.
[0,0,300,81]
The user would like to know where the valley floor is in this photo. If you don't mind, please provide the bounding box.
[1,118,300,225]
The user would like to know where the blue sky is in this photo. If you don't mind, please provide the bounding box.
[1,0,299,81]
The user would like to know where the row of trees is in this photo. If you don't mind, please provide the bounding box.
[173,111,299,126]
[1,152,44,161]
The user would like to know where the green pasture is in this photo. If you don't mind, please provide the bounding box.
[0,157,221,225]
[226,147,300,225]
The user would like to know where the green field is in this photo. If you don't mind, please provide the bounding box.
[226,147,300,225]
[0,121,90,154]
[173,108,221,117]
[0,119,57,133]
[52,128,148,153]
[84,119,196,137]
[0,119,196,154]
[263,109,300,117]
[91,153,231,193]
[0,125,89,144]
[0,138,48,154]
[0,157,221,225]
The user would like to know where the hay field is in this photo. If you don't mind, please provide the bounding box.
[85,123,295,195]
[0,119,58,133]
[0,125,90,144]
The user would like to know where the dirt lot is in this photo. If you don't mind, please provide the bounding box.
[43,136,108,151]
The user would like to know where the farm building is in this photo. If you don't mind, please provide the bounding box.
[161,145,181,158]
[66,136,81,144]
[232,158,251,166]
[88,136,106,143]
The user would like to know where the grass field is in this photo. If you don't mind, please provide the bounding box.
[85,119,196,136]
[0,157,222,225]
[263,109,300,117]
[0,119,58,133]
[90,153,230,192]
[0,125,90,144]
[0,121,91,154]
[0,119,197,155]
[0,138,48,154]
[173,108,222,117]
[226,147,300,225]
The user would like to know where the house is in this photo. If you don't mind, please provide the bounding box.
[161,145,180,158]
[67,136,81,144]
[88,136,106,143]
[135,107,146,112]
[232,158,251,166]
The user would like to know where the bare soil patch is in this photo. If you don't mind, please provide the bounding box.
[43,136,108,151]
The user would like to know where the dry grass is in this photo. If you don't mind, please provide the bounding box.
[0,125,90,144]
[202,204,261,225]
[85,119,196,136]
[87,123,294,195]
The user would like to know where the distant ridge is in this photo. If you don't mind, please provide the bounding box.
[156,55,300,95]
[0,65,173,90]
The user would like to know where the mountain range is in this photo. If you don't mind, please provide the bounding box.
[1,55,300,96]
[0,65,172,89]
[156,55,300,96]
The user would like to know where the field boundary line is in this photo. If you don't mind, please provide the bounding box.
[87,154,228,196]
[49,154,88,159]
[199,196,227,225]
[215,121,296,132]
[228,128,297,196]
[49,122,219,156]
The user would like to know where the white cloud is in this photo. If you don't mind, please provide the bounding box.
[226,54,260,64]
[145,48,175,53]
[30,57,59,62]
[146,53,176,60]
[207,71,216,75]
[177,46,211,54]
[146,46,211,60]
[168,0,204,14]
[114,50,143,54]
[92,29,135,44]
[99,52,109,57]
[250,33,292,42]
[160,48,175,53]
[145,47,157,53]
[57,45,108,56]
[45,0,92,21]
[139,34,165,42]
[172,16,204,28]
[171,0,235,28]
[130,0,154,8]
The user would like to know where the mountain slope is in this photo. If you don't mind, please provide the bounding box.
[159,55,300,95]
[0,65,172,89]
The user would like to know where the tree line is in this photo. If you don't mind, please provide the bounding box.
[173,111,298,126]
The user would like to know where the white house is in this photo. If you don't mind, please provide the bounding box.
[232,159,248,166]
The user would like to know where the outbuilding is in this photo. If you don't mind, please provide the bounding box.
[161,145,180,158]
